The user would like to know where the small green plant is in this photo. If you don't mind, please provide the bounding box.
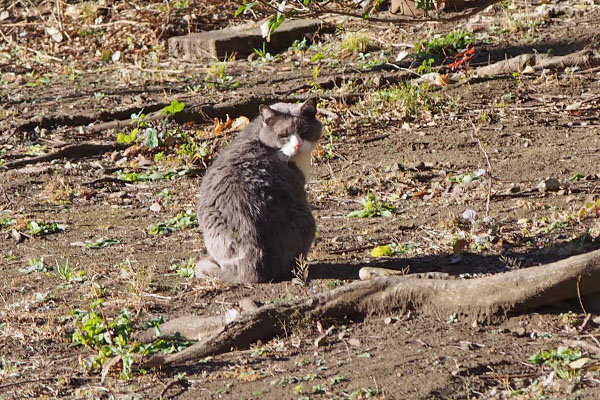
[130,110,149,128]
[415,31,474,56]
[71,300,191,378]
[161,99,185,116]
[56,259,87,286]
[170,258,196,278]
[85,238,121,249]
[327,279,343,289]
[377,83,441,119]
[114,168,194,182]
[28,220,65,236]
[371,242,416,257]
[26,143,47,156]
[448,170,485,184]
[329,373,347,386]
[19,257,47,274]
[417,58,435,75]
[528,346,589,380]
[347,193,397,218]
[147,210,198,235]
[341,31,371,53]
[0,216,15,231]
[253,42,279,63]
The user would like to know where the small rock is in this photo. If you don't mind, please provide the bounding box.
[109,191,126,200]
[508,185,521,194]
[383,317,394,325]
[11,229,24,243]
[110,151,120,162]
[149,202,161,213]
[537,178,560,193]
[512,327,526,337]
[348,338,361,347]
[239,298,260,312]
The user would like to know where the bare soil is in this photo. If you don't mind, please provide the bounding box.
[1,1,600,399]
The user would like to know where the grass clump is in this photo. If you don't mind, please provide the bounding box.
[347,193,397,218]
[341,31,371,54]
[147,210,198,235]
[377,83,442,120]
[71,300,191,378]
[415,31,474,56]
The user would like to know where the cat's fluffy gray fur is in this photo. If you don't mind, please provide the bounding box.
[196,98,322,283]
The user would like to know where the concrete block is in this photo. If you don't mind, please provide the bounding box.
[168,19,322,60]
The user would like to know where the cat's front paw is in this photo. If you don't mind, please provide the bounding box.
[195,258,222,279]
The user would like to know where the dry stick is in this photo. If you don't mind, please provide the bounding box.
[159,377,187,399]
[147,249,600,367]
[1,143,129,169]
[469,121,493,218]
[0,376,55,390]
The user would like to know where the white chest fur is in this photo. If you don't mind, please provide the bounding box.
[292,141,317,180]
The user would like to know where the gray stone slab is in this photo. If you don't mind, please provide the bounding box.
[168,19,322,60]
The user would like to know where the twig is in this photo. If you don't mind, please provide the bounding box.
[563,339,600,356]
[2,143,128,169]
[577,274,587,315]
[478,372,541,380]
[469,119,493,218]
[0,376,55,390]
[579,313,592,331]
[159,377,187,399]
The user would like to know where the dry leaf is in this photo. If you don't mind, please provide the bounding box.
[522,65,535,74]
[101,355,122,383]
[230,116,250,131]
[212,115,233,134]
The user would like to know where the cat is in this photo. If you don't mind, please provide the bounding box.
[195,98,322,283]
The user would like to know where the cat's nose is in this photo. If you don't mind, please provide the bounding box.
[295,142,302,150]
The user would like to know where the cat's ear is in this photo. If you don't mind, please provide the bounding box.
[259,104,277,122]
[300,98,318,118]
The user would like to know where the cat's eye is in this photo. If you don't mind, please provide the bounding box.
[278,133,290,139]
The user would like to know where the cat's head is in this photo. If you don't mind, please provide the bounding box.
[257,98,322,159]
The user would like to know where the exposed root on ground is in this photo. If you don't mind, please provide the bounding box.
[145,248,600,367]
[1,143,129,169]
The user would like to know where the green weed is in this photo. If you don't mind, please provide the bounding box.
[71,300,191,378]
[147,210,197,235]
[415,31,474,56]
[377,83,442,119]
[28,220,65,236]
[371,242,416,257]
[341,32,371,53]
[114,168,194,182]
[169,258,196,278]
[528,346,590,380]
[19,257,48,274]
[347,193,397,218]
[56,259,87,287]
[85,238,121,249]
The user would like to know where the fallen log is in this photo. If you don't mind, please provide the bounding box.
[145,248,600,367]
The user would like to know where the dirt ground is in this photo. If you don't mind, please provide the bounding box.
[1,0,600,399]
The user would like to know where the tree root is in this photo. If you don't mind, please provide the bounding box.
[1,142,128,169]
[145,249,600,367]
[473,48,600,76]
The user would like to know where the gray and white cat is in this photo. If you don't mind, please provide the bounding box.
[195,98,322,283]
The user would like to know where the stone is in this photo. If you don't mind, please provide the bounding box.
[537,178,561,193]
[168,19,322,60]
